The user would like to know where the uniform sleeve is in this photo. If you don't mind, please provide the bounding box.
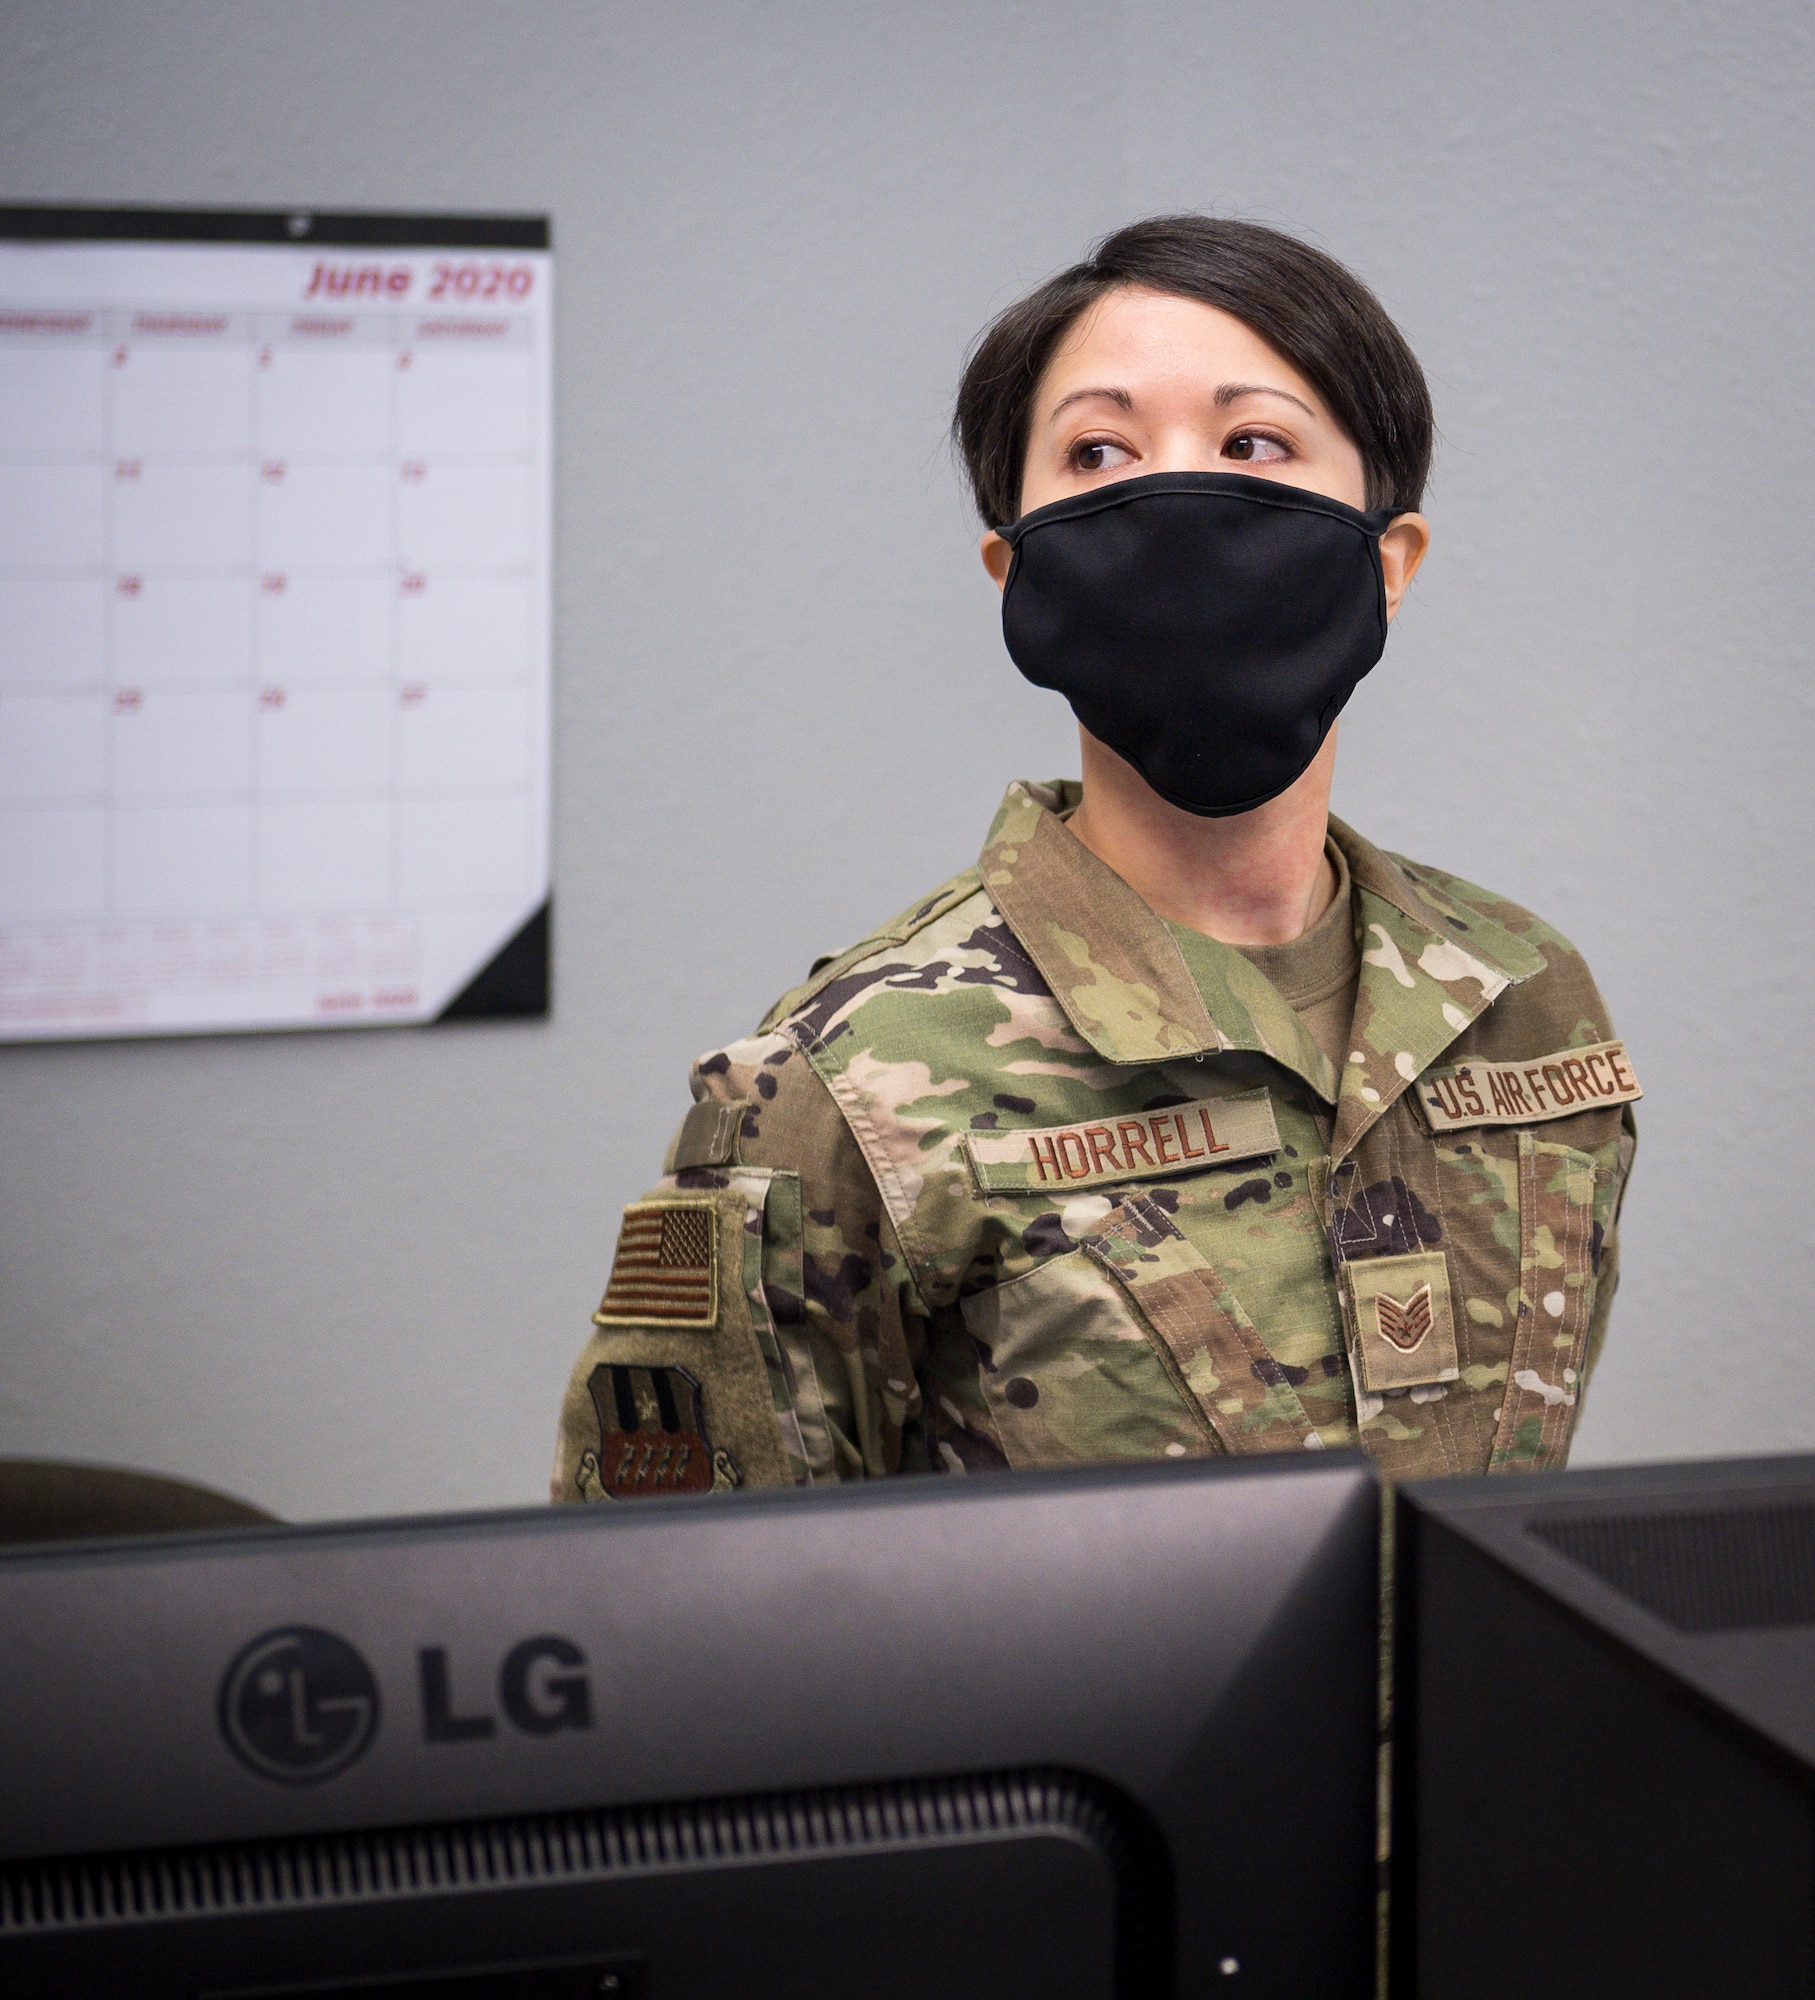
[1580,1103,1638,1393]
[550,1028,933,1503]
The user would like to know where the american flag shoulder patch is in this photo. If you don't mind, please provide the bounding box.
[593,1201,718,1328]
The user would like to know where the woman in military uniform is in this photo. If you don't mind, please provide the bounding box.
[554,215,1638,1502]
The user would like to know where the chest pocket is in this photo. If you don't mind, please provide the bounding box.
[962,1191,1321,1466]
[960,1244,1214,1467]
[1335,1130,1609,1475]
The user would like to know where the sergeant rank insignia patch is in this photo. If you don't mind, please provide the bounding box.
[593,1202,717,1327]
[1374,1284,1434,1353]
[577,1362,742,1500]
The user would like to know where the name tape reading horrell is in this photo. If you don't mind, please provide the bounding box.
[965,1088,1281,1194]
[1418,1039,1641,1134]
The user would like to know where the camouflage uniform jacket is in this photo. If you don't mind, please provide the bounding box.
[553,779,1638,1499]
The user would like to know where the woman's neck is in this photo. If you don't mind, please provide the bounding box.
[1066,725,1339,947]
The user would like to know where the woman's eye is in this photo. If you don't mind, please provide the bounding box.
[1224,431,1290,464]
[1070,438,1134,474]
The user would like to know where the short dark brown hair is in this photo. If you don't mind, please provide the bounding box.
[953,215,1433,524]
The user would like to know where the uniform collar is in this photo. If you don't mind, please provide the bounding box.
[979,779,1224,1066]
[979,780,1545,1156]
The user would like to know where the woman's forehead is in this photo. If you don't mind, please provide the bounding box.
[1039,285,1324,414]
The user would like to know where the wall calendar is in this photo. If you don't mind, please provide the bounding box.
[0,205,553,1041]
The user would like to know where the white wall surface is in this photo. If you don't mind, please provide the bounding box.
[1,0,1810,1518]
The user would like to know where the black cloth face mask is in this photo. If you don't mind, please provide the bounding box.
[996,470,1398,818]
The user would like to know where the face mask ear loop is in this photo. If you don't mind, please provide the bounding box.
[1365,523,1392,641]
[992,519,1029,593]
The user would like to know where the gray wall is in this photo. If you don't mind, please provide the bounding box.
[2,0,1810,1519]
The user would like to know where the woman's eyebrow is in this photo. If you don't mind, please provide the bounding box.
[1045,386,1133,425]
[1214,381,1317,417]
[1045,381,1319,425]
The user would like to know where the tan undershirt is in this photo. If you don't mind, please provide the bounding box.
[1230,838,1359,1079]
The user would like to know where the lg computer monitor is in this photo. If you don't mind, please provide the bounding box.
[1394,1452,1815,2000]
[0,1453,1378,1998]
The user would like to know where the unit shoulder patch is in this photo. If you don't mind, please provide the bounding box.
[575,1362,742,1500]
[964,1088,1280,1194]
[1417,1040,1641,1133]
[593,1201,718,1327]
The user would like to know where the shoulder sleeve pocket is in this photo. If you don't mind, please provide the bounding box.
[552,1191,792,1502]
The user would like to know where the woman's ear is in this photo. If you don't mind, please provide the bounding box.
[1378,513,1431,621]
[980,529,1013,592]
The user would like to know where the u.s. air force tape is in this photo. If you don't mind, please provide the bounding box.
[964,1088,1280,1194]
[1417,1039,1641,1133]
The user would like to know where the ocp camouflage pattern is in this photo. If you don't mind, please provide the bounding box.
[552,780,1636,1499]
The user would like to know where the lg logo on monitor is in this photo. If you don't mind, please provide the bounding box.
[217,1626,381,1783]
[218,1625,591,1783]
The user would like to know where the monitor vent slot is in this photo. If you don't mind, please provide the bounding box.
[1530,1500,1815,1631]
[0,1767,1152,1942]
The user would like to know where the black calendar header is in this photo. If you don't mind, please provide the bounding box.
[0,205,550,251]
